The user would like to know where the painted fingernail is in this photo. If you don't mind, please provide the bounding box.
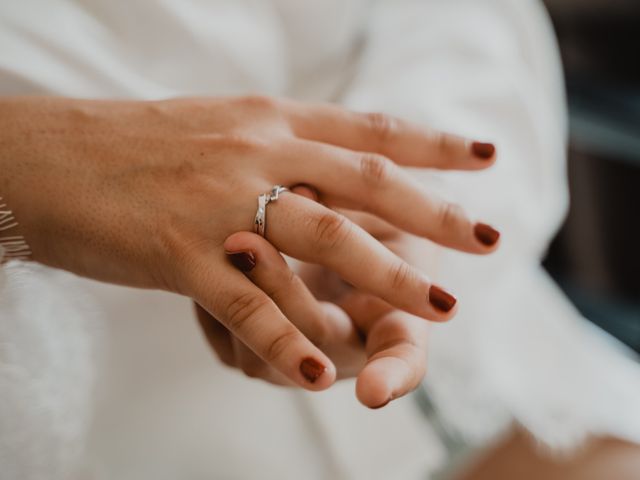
[300,357,326,384]
[429,285,457,313]
[226,251,256,272]
[474,223,500,246]
[471,142,495,160]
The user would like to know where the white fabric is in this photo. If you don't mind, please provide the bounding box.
[0,263,96,480]
[1,1,639,479]
[337,0,640,449]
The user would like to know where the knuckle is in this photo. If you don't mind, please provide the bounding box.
[365,111,396,144]
[437,202,465,230]
[265,329,300,363]
[224,292,270,333]
[436,132,456,154]
[359,153,394,185]
[388,261,416,291]
[312,211,352,251]
[203,132,267,154]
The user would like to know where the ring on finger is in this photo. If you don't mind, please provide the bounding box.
[254,185,288,237]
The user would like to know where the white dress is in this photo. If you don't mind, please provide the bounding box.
[1,1,639,479]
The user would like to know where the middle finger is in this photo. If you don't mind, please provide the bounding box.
[272,139,500,254]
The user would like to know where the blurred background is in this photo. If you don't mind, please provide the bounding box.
[436,1,640,478]
[541,0,640,354]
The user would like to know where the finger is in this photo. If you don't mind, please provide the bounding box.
[231,336,293,386]
[283,100,496,169]
[338,291,395,334]
[196,283,308,387]
[224,231,356,346]
[195,301,237,367]
[290,184,319,202]
[351,304,430,409]
[185,257,336,391]
[266,193,458,321]
[222,229,341,385]
[339,291,429,408]
[224,231,363,380]
[275,139,500,254]
[337,209,399,241]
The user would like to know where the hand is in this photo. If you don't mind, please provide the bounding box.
[197,203,451,408]
[1,95,498,390]
[302,210,442,407]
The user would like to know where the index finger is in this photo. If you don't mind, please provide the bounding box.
[283,100,496,169]
[185,257,337,391]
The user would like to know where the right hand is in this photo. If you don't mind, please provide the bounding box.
[196,208,444,408]
[0,95,499,390]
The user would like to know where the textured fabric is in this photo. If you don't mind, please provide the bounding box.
[1,1,639,479]
[0,262,96,480]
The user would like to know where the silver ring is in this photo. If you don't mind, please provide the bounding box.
[254,185,288,237]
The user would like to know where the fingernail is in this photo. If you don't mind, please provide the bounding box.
[226,251,256,272]
[429,285,457,313]
[471,142,495,160]
[300,357,326,384]
[474,223,500,246]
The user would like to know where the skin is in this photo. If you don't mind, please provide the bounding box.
[0,95,498,392]
[197,205,441,408]
[455,428,640,480]
[197,183,448,408]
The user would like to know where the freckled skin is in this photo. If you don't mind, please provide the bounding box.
[0,95,497,395]
[0,96,273,290]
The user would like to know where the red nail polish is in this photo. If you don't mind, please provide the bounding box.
[226,251,256,272]
[474,223,500,246]
[429,285,457,313]
[471,142,495,160]
[300,357,326,384]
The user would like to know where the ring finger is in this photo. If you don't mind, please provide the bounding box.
[265,193,458,321]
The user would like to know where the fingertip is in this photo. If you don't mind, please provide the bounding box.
[299,356,337,391]
[356,361,396,409]
[223,231,258,253]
